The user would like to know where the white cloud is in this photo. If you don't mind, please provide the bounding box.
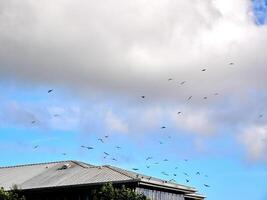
[240,125,267,161]
[105,111,128,133]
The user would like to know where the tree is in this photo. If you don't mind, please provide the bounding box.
[92,183,149,200]
[0,185,25,200]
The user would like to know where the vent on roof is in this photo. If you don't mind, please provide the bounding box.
[57,163,71,170]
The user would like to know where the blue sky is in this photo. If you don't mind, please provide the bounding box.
[1,1,267,200]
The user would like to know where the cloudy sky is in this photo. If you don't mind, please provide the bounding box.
[1,0,267,199]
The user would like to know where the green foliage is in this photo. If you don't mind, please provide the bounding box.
[92,183,149,200]
[0,185,25,200]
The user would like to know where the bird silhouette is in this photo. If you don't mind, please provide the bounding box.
[184,172,189,176]
[62,153,67,156]
[201,69,206,72]
[141,96,145,99]
[161,126,166,129]
[203,97,208,100]
[168,78,173,81]
[48,89,53,93]
[132,168,139,171]
[104,152,109,156]
[196,172,200,175]
[86,146,94,150]
[204,184,210,187]
[180,81,186,85]
[177,111,182,115]
[259,114,264,118]
[186,179,190,183]
[116,146,121,149]
[229,62,234,65]
[98,138,104,143]
[187,96,192,101]
[146,165,150,169]
[163,159,168,162]
[112,158,117,161]
[33,145,39,149]
[31,120,36,124]
[146,156,153,161]
[53,114,60,117]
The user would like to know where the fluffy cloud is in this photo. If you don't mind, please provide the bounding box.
[240,125,267,161]
[0,0,267,161]
[105,111,128,133]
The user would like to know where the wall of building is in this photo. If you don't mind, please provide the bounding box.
[136,187,185,200]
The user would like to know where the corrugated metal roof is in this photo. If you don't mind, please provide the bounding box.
[0,160,197,194]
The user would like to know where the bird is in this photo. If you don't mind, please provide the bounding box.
[203,96,208,100]
[148,177,152,180]
[214,93,219,96]
[104,152,109,156]
[48,89,53,93]
[98,138,104,143]
[146,165,150,169]
[184,172,189,176]
[187,96,192,101]
[177,111,182,115]
[132,168,139,171]
[31,120,36,124]
[81,145,86,148]
[53,114,60,117]
[168,78,173,81]
[173,173,177,176]
[229,62,234,65]
[186,179,190,183]
[62,153,67,156]
[163,159,168,162]
[201,69,206,72]
[146,156,153,161]
[33,145,39,149]
[161,172,169,176]
[154,162,159,165]
[141,96,145,99]
[159,141,163,145]
[196,172,200,175]
[259,114,264,118]
[184,159,188,162]
[175,167,178,170]
[116,146,121,149]
[161,126,166,129]
[112,158,117,161]
[86,146,94,150]
[204,184,210,187]
[204,175,209,177]
[180,81,186,85]
[104,135,109,138]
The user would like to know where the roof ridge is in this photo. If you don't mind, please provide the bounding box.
[104,165,137,180]
[0,160,89,169]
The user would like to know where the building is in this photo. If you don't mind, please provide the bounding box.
[0,160,205,200]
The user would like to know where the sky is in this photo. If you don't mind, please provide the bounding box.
[0,0,267,199]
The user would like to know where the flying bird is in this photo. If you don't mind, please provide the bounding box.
[62,153,67,156]
[86,146,94,150]
[173,173,177,176]
[132,168,139,171]
[104,152,109,156]
[112,158,117,161]
[203,97,208,100]
[163,159,168,162]
[161,126,166,129]
[31,120,36,124]
[259,114,264,118]
[146,165,150,169]
[214,93,219,96]
[184,173,189,176]
[229,62,234,65]
[53,114,60,117]
[116,146,121,149]
[186,179,190,183]
[168,78,173,81]
[159,141,163,145]
[33,145,39,149]
[98,138,104,143]
[48,89,53,93]
[154,162,159,165]
[187,96,192,101]
[146,156,153,161]
[141,96,145,99]
[104,135,109,138]
[180,81,186,85]
[201,69,206,72]
[204,184,210,187]
[177,111,182,115]
[196,172,200,175]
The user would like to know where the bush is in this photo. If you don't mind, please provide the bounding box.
[92,183,149,200]
[0,185,25,200]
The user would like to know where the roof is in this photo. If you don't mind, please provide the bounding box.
[0,160,202,196]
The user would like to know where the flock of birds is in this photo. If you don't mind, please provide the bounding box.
[29,63,266,191]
